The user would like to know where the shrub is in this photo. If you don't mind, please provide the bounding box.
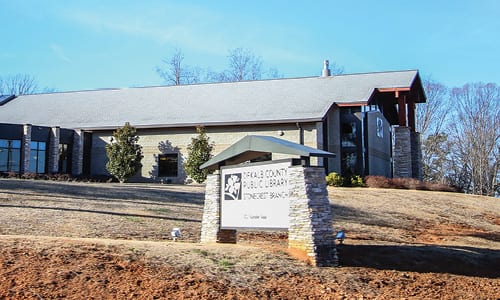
[20,172,41,180]
[0,172,20,179]
[365,175,458,192]
[365,176,391,188]
[325,172,344,187]
[105,122,143,183]
[183,126,214,183]
[349,175,364,187]
[391,178,422,190]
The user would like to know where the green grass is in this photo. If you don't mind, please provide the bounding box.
[217,258,234,271]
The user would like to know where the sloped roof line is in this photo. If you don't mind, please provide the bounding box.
[0,70,420,129]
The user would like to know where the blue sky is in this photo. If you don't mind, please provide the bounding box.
[1,1,499,92]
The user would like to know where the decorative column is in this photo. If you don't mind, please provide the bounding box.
[200,174,237,243]
[392,126,412,178]
[72,129,84,176]
[21,124,32,173]
[288,166,338,267]
[411,132,423,180]
[48,126,60,174]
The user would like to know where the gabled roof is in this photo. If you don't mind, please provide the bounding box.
[200,135,335,170]
[0,70,420,130]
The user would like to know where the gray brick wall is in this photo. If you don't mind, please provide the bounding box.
[72,129,83,176]
[392,126,411,178]
[411,132,423,180]
[48,127,60,174]
[21,124,31,173]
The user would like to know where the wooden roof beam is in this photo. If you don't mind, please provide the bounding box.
[377,87,410,98]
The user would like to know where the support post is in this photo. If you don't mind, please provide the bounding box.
[288,166,338,267]
[21,124,32,173]
[407,98,416,131]
[72,129,84,176]
[48,126,60,174]
[200,174,237,243]
[411,131,423,180]
[397,95,407,127]
[392,126,412,178]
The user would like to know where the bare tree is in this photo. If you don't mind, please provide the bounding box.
[417,78,449,136]
[421,133,451,184]
[216,48,263,82]
[329,61,345,76]
[417,78,450,182]
[0,74,39,95]
[448,83,500,196]
[156,49,200,85]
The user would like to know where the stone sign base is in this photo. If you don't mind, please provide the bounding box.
[200,167,338,267]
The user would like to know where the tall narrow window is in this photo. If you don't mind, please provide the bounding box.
[58,143,72,174]
[158,153,178,177]
[0,139,21,172]
[29,141,46,173]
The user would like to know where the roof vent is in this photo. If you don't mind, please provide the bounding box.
[322,60,331,77]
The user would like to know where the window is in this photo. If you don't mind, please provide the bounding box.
[58,143,72,174]
[29,141,46,173]
[0,139,21,172]
[158,153,178,177]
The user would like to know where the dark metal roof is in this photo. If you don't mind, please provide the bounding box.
[0,95,15,106]
[200,135,335,170]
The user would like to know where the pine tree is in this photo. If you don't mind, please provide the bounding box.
[106,122,143,183]
[184,126,214,183]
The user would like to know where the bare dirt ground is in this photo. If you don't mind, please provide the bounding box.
[0,178,499,299]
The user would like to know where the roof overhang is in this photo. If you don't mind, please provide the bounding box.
[200,135,335,171]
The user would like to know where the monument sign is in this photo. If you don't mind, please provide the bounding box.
[220,160,291,229]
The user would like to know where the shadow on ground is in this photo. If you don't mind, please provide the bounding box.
[0,179,204,205]
[338,243,500,278]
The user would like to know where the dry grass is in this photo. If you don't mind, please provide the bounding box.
[0,178,499,298]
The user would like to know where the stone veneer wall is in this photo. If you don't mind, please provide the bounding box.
[410,132,423,180]
[200,166,338,266]
[21,124,31,173]
[392,126,412,178]
[200,174,221,243]
[47,127,60,174]
[72,129,83,176]
[288,166,338,267]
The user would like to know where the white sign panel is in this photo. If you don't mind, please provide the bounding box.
[220,160,291,229]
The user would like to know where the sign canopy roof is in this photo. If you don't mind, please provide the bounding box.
[200,135,335,171]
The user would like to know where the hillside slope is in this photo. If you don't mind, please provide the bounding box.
[0,179,498,298]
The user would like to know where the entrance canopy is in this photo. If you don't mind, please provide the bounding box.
[200,135,335,171]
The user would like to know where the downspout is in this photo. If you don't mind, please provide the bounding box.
[296,122,304,145]
[361,106,366,176]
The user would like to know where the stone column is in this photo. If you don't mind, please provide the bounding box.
[411,132,423,180]
[48,126,60,174]
[21,124,32,173]
[200,173,237,243]
[72,129,84,176]
[200,174,221,242]
[392,126,411,178]
[288,166,338,267]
